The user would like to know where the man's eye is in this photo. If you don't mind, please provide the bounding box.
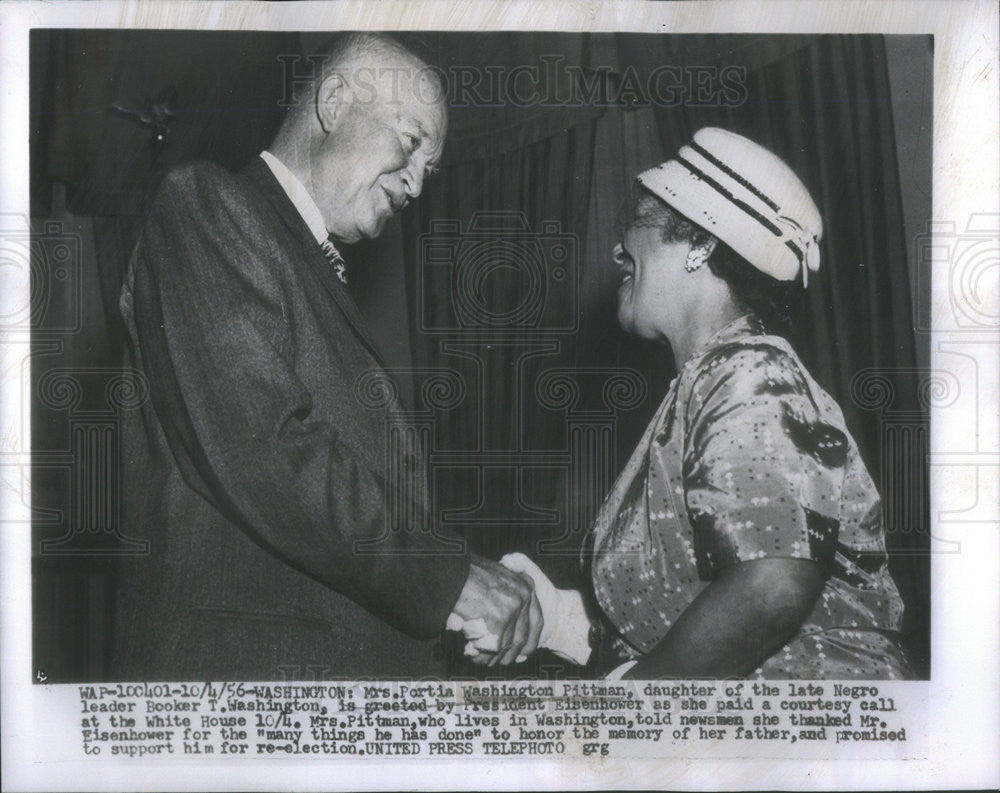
[404,134,421,152]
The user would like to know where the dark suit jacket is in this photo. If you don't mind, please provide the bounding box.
[112,158,470,680]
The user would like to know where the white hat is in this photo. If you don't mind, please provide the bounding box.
[636,127,823,286]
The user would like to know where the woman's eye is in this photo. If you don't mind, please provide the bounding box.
[612,244,626,264]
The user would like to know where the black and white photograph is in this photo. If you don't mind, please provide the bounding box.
[2,1,997,790]
[28,27,934,683]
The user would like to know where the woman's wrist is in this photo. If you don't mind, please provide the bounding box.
[542,587,593,666]
[604,660,638,680]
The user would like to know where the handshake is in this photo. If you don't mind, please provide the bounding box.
[447,553,592,667]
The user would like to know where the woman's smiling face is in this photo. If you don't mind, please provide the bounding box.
[613,197,692,341]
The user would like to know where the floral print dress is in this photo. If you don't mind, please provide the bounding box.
[590,314,909,679]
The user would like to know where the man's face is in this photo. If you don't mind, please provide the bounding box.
[311,65,446,243]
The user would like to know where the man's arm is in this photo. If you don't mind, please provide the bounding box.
[131,164,536,646]
[625,557,824,679]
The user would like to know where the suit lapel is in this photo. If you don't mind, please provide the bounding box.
[241,157,389,369]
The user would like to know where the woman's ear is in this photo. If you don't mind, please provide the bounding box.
[685,237,718,272]
[315,71,351,133]
[697,236,718,260]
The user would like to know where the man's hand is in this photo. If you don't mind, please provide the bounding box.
[451,554,543,665]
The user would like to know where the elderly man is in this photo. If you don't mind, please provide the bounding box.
[112,33,539,680]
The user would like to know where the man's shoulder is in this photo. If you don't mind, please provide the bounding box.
[147,159,286,245]
[156,160,258,207]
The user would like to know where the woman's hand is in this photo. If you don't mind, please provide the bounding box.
[500,553,592,666]
[450,553,543,666]
[625,556,825,679]
[450,553,593,666]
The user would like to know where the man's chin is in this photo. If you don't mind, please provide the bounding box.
[359,214,391,241]
[332,216,385,244]
[332,227,363,245]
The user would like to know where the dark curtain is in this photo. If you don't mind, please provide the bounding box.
[35,29,298,331]
[644,35,930,674]
[31,31,930,680]
[30,30,300,682]
[401,34,929,676]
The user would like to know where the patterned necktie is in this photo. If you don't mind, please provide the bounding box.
[320,238,348,285]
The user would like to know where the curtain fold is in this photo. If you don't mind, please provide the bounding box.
[401,33,928,675]
[32,30,929,679]
[402,114,604,566]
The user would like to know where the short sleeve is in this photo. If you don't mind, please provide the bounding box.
[682,344,849,579]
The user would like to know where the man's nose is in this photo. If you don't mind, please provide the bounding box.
[400,160,425,200]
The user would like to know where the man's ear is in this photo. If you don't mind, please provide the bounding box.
[315,71,351,133]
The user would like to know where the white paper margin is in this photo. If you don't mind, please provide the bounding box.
[2,1,997,790]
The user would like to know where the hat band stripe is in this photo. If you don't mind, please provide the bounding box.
[676,155,807,268]
[689,140,781,213]
[676,154,783,238]
[785,239,806,265]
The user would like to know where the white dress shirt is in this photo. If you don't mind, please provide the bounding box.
[259,150,328,245]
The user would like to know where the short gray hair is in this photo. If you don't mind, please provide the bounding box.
[297,32,441,102]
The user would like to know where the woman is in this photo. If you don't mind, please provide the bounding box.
[492,127,909,680]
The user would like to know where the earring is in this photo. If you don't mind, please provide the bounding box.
[685,247,707,272]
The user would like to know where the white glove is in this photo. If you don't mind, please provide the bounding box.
[446,554,593,666]
[498,553,592,666]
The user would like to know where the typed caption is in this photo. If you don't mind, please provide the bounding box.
[73,680,914,760]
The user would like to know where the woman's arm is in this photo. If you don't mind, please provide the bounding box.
[624,556,824,679]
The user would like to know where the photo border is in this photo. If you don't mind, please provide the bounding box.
[2,1,997,790]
